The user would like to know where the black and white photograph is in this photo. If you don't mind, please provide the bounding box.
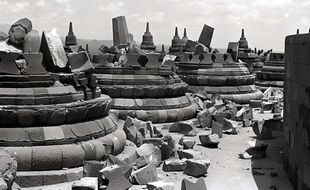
[0,0,306,189]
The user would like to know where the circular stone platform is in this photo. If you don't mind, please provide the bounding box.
[94,53,199,124]
[177,53,263,104]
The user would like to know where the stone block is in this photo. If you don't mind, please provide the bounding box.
[68,51,94,73]
[177,149,202,159]
[72,177,98,190]
[183,159,211,177]
[212,121,223,138]
[181,178,207,190]
[199,134,220,148]
[32,146,62,170]
[100,164,132,190]
[83,160,105,177]
[147,181,175,190]
[61,144,85,168]
[130,164,158,185]
[162,159,185,172]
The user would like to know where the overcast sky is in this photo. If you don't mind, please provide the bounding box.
[0,0,309,51]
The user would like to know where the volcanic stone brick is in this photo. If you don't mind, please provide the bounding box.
[199,134,220,148]
[0,51,20,75]
[32,146,62,170]
[136,144,162,167]
[100,164,132,190]
[252,120,273,139]
[68,51,94,73]
[177,149,202,159]
[212,121,223,138]
[162,159,185,172]
[40,31,68,71]
[72,177,98,190]
[183,159,211,177]
[61,145,85,168]
[198,24,214,48]
[130,164,158,185]
[181,178,207,190]
[23,30,41,53]
[197,109,212,128]
[147,181,175,190]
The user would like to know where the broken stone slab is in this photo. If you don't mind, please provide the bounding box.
[117,140,138,165]
[100,164,132,190]
[130,164,158,185]
[236,106,253,121]
[40,30,68,72]
[183,159,211,177]
[194,90,208,101]
[72,177,98,190]
[223,118,238,135]
[198,24,214,48]
[211,121,223,138]
[162,159,185,172]
[0,149,17,189]
[147,180,175,190]
[181,178,207,190]
[197,109,212,128]
[199,134,220,148]
[169,121,197,136]
[177,149,202,159]
[252,120,273,139]
[137,143,162,167]
[239,140,268,159]
[67,51,94,73]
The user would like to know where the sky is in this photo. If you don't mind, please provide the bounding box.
[0,0,309,51]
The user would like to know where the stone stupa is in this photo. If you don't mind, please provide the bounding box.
[255,52,284,91]
[140,22,156,51]
[0,19,126,187]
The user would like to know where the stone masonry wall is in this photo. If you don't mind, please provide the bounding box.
[284,33,310,190]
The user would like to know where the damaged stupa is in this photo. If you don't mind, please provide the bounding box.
[176,25,263,104]
[94,17,199,125]
[0,19,126,187]
[255,52,284,91]
[233,29,264,72]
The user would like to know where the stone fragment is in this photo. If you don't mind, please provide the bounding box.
[197,109,212,128]
[100,164,132,190]
[252,120,273,139]
[40,30,68,71]
[211,121,223,138]
[0,31,8,41]
[183,139,196,149]
[162,159,185,172]
[249,100,262,108]
[71,177,98,190]
[161,135,176,160]
[147,181,175,190]
[83,160,105,177]
[223,118,238,134]
[239,140,268,159]
[0,41,22,53]
[130,164,158,185]
[22,30,41,53]
[183,159,211,177]
[136,144,162,167]
[68,51,94,72]
[177,149,202,159]
[199,134,220,148]
[0,149,17,189]
[117,140,138,165]
[9,18,32,45]
[194,90,208,101]
[261,102,273,111]
[181,178,207,190]
[169,121,197,136]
